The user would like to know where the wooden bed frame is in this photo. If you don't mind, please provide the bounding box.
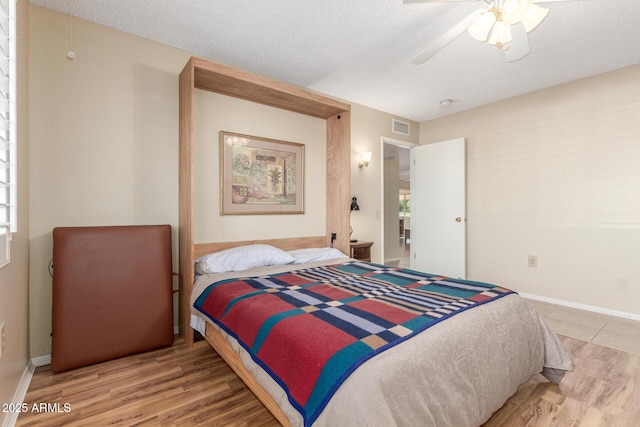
[196,236,328,426]
[193,236,328,259]
[178,56,351,425]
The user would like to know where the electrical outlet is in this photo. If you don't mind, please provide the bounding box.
[528,255,538,268]
[0,322,5,359]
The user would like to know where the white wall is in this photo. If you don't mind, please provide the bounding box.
[420,65,640,316]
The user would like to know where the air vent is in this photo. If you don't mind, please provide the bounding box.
[392,119,410,136]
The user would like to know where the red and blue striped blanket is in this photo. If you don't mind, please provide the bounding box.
[194,261,514,426]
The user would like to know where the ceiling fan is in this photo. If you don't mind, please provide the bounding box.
[407,0,581,63]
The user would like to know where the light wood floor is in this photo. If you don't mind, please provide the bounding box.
[17,331,640,427]
[16,341,278,426]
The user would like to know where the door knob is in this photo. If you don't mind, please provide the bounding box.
[455,217,462,222]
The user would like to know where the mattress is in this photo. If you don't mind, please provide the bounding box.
[190,258,573,427]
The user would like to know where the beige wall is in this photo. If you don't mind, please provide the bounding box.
[27,6,417,358]
[383,158,400,262]
[23,5,640,366]
[193,91,326,243]
[420,65,640,316]
[350,104,419,263]
[28,6,190,358]
[0,1,30,422]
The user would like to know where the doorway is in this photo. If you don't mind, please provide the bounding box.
[381,138,414,266]
[398,189,411,268]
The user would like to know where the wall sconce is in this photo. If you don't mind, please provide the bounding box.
[358,152,372,169]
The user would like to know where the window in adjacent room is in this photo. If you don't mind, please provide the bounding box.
[0,0,16,268]
[399,190,410,244]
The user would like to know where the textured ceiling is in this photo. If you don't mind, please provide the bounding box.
[29,0,640,122]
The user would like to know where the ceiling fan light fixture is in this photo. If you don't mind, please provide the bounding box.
[410,0,552,65]
[502,0,531,25]
[488,20,512,47]
[521,3,549,33]
[468,11,497,42]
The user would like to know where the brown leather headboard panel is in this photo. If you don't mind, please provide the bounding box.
[51,225,174,372]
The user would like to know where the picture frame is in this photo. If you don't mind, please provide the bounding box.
[220,131,305,215]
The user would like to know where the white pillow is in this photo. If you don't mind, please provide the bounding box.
[194,244,295,275]
[287,247,348,264]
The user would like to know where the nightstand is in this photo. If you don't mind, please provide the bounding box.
[350,241,373,262]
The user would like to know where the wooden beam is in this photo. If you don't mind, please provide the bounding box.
[326,111,351,255]
[178,59,195,346]
[191,57,349,119]
[178,56,352,424]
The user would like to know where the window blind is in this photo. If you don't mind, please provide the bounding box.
[0,0,16,268]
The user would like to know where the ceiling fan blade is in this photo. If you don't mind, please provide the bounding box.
[412,7,487,64]
[404,0,482,3]
[531,0,595,2]
[404,0,591,4]
[504,23,530,62]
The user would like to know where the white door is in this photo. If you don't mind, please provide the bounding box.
[410,138,466,278]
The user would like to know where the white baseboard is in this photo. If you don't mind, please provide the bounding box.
[29,327,179,367]
[30,354,50,367]
[519,292,640,322]
[1,362,35,427]
[384,257,400,263]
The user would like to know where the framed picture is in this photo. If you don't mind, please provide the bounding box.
[220,131,305,215]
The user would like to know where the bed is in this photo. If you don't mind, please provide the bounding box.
[178,57,572,426]
[187,238,573,427]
